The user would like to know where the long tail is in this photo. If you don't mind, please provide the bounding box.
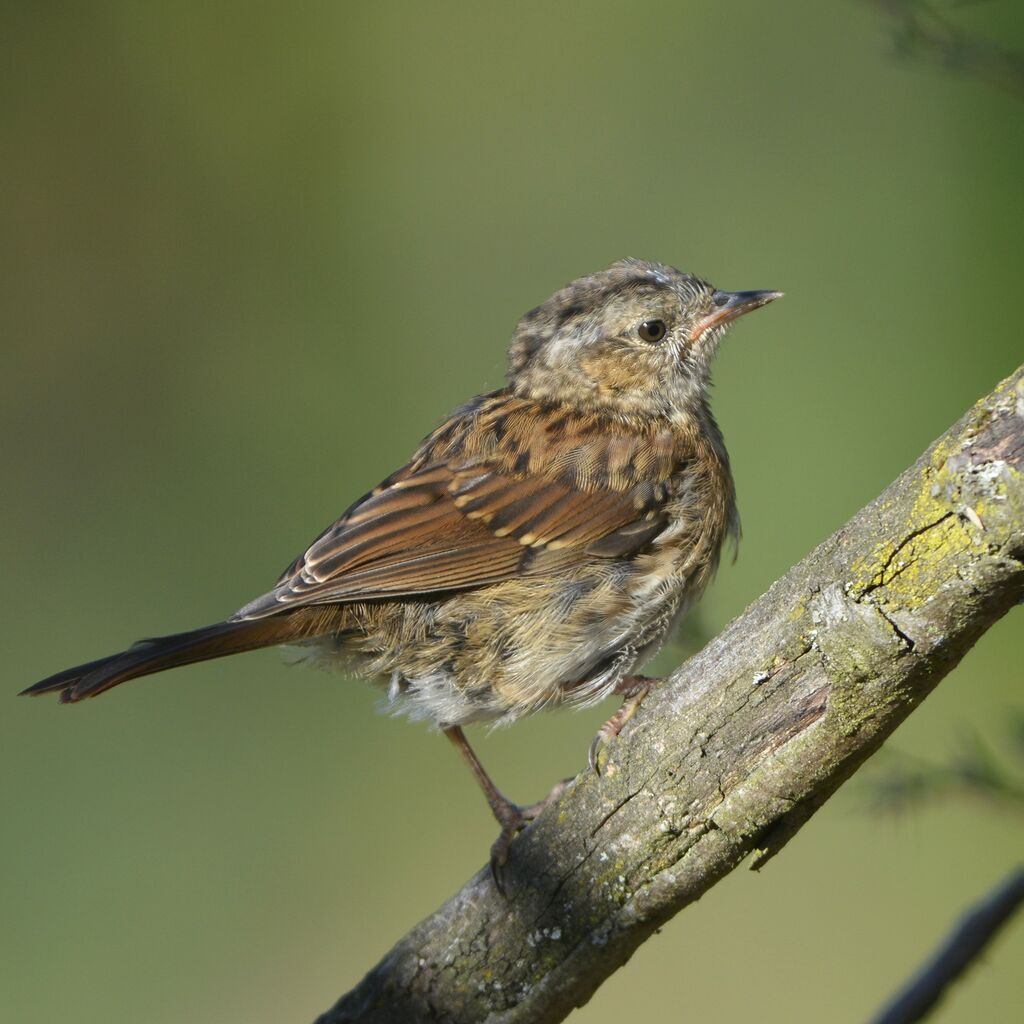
[20,613,320,704]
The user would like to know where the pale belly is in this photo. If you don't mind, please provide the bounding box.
[295,536,714,728]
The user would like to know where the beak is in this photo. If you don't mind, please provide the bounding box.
[689,289,783,342]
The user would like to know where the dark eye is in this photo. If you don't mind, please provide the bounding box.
[637,319,667,343]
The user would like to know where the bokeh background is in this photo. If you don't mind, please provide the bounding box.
[3,3,1022,1022]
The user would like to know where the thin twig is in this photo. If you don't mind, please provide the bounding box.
[865,0,1024,99]
[870,867,1024,1024]
[864,727,1024,816]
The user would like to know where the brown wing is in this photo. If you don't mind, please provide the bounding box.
[232,453,672,621]
[446,465,669,553]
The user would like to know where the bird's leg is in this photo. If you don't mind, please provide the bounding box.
[588,675,657,775]
[443,725,568,892]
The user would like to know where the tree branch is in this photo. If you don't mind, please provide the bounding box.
[870,866,1024,1024]
[318,367,1024,1024]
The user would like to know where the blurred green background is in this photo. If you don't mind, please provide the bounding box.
[3,2,1022,1021]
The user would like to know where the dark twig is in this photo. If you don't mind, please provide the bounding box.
[870,867,1024,1024]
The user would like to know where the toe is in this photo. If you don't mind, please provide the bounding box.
[589,729,611,775]
[489,819,522,896]
[488,780,571,893]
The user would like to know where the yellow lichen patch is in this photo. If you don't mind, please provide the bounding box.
[786,599,807,623]
[872,516,969,610]
[849,441,974,609]
[1002,463,1024,524]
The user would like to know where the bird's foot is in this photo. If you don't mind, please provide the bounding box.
[588,675,658,775]
[489,777,571,894]
[443,726,572,894]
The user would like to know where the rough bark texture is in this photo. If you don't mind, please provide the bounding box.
[317,367,1024,1024]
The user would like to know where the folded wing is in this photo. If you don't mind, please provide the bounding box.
[232,454,672,620]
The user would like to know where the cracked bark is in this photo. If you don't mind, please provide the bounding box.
[317,367,1024,1024]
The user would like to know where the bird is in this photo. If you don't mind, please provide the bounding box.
[22,258,781,883]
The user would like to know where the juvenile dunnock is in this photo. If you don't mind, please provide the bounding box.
[23,259,781,879]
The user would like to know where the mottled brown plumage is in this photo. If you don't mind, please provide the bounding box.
[22,258,781,882]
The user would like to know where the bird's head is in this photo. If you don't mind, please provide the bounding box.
[507,258,781,420]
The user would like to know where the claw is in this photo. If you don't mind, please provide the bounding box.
[488,779,571,895]
[489,816,522,896]
[588,678,654,775]
[588,728,612,775]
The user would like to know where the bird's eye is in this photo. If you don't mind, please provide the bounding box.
[637,319,667,343]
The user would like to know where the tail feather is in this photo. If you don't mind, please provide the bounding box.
[20,615,311,703]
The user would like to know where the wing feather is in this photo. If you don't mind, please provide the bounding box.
[233,402,682,621]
